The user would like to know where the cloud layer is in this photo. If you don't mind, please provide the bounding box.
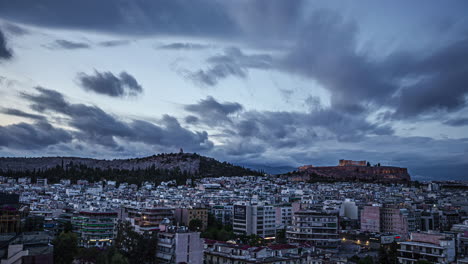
[77,70,143,97]
[15,87,212,152]
[0,1,467,180]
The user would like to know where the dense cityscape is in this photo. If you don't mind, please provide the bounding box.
[0,157,467,263]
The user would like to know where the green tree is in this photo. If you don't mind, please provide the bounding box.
[64,221,73,233]
[358,256,374,264]
[416,261,431,264]
[189,218,203,231]
[110,251,129,264]
[76,247,101,263]
[276,228,287,244]
[114,221,140,260]
[238,234,265,246]
[114,221,157,264]
[53,231,78,264]
[379,242,398,264]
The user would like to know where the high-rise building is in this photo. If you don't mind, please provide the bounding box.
[233,203,276,238]
[72,211,118,247]
[380,207,409,239]
[340,199,358,220]
[360,206,380,233]
[275,206,293,229]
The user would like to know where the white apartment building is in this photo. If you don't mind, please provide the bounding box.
[233,203,276,238]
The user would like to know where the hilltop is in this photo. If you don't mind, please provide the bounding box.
[283,160,411,183]
[0,153,262,185]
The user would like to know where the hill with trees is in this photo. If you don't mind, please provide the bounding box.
[0,153,262,185]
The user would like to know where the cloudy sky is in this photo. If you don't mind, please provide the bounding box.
[0,0,467,180]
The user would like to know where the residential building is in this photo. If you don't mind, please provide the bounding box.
[380,207,409,239]
[72,210,117,247]
[0,193,21,234]
[340,199,358,220]
[175,207,208,231]
[398,232,456,263]
[233,203,276,238]
[286,210,340,248]
[211,205,233,226]
[360,206,380,233]
[36,178,47,186]
[0,231,53,264]
[121,206,174,233]
[156,224,203,264]
[204,240,307,264]
[275,206,293,229]
[420,211,440,232]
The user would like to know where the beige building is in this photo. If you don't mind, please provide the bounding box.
[175,207,208,231]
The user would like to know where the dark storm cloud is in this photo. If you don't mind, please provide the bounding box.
[230,108,393,147]
[22,87,69,113]
[185,96,243,125]
[77,70,143,97]
[0,0,466,122]
[21,87,213,151]
[272,10,468,120]
[50,39,91,49]
[223,139,266,157]
[0,121,72,150]
[281,11,397,112]
[188,47,272,86]
[444,117,468,127]
[157,42,209,50]
[0,108,45,120]
[21,87,131,147]
[185,97,393,152]
[0,0,239,37]
[130,116,213,150]
[391,36,468,118]
[184,115,199,124]
[226,0,305,42]
[0,28,13,60]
